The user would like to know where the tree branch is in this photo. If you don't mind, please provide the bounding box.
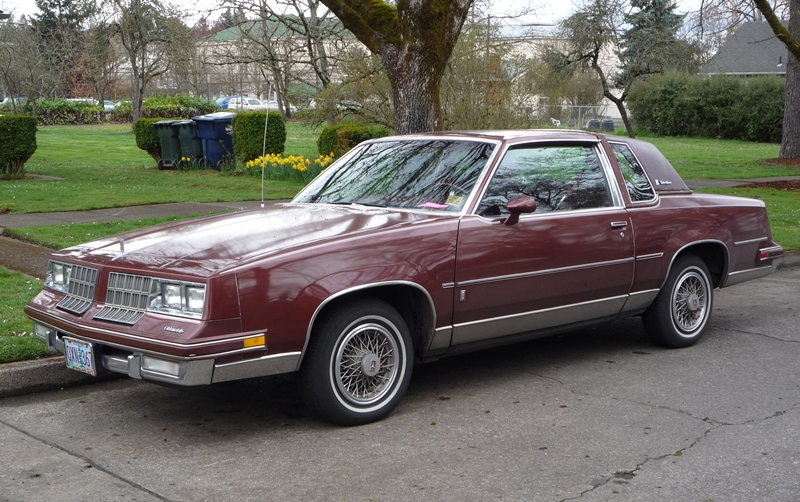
[752,0,800,59]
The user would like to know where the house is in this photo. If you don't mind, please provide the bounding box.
[701,21,789,76]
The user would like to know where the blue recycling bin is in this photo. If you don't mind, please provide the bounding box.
[193,112,235,169]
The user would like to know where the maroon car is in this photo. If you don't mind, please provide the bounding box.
[26,130,783,425]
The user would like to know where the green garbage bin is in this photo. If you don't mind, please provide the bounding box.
[154,120,181,169]
[172,120,204,166]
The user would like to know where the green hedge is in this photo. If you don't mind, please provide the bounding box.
[317,123,392,158]
[231,111,286,163]
[0,115,37,179]
[134,118,165,163]
[628,73,784,142]
[31,99,103,125]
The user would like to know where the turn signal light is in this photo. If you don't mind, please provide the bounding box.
[243,335,265,348]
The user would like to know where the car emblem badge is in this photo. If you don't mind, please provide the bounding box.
[164,326,185,334]
[361,354,380,376]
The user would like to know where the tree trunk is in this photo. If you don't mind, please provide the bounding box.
[380,45,442,134]
[318,0,472,134]
[780,0,799,158]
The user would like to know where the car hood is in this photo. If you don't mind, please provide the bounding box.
[54,203,448,277]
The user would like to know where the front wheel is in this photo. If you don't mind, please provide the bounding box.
[643,255,713,348]
[299,298,413,425]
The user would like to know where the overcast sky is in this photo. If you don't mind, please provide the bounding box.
[1,0,701,27]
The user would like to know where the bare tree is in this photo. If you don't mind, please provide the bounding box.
[0,19,58,113]
[107,0,191,122]
[555,0,700,137]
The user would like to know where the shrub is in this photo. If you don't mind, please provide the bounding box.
[134,118,165,162]
[231,111,286,164]
[0,115,37,179]
[141,94,219,120]
[628,73,784,142]
[317,123,392,158]
[33,98,104,126]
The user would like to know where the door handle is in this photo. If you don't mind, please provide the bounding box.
[610,221,628,229]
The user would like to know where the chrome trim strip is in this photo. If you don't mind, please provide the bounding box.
[661,239,730,290]
[620,289,660,313]
[441,282,455,289]
[26,309,265,354]
[456,257,635,287]
[636,253,664,261]
[212,352,301,383]
[734,237,768,247]
[300,280,438,367]
[723,264,777,287]
[451,295,628,345]
[427,326,452,351]
[596,144,626,208]
[607,140,659,205]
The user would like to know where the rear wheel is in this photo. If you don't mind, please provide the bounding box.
[299,298,413,425]
[643,255,713,348]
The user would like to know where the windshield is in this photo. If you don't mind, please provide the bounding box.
[295,139,495,211]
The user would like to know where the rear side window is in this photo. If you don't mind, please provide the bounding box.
[610,143,656,202]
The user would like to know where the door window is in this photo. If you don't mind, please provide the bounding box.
[477,144,612,217]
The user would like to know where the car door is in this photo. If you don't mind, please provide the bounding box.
[451,142,634,345]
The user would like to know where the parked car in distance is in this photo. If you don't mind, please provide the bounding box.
[227,97,268,111]
[103,101,118,112]
[215,96,240,109]
[26,130,783,426]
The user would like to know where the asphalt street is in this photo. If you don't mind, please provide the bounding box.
[1,267,798,501]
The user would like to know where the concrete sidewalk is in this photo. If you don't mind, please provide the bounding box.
[0,200,276,229]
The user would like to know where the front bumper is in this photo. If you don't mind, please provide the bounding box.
[32,321,301,386]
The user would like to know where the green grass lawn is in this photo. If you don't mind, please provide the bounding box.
[644,136,799,179]
[0,123,322,214]
[4,214,223,250]
[0,267,48,363]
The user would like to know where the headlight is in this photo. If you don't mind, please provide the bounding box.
[45,260,73,293]
[147,279,206,319]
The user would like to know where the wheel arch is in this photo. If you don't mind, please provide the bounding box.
[666,240,729,289]
[298,281,436,368]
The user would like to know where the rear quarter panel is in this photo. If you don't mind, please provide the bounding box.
[628,193,772,292]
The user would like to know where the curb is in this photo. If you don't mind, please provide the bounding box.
[777,250,800,269]
[0,356,120,399]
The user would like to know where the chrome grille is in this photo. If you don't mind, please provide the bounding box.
[56,265,98,315]
[93,272,153,325]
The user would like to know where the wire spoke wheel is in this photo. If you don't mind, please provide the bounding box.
[334,323,399,406]
[643,255,714,348]
[671,271,708,334]
[300,298,413,425]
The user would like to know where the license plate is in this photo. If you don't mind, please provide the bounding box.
[64,337,97,376]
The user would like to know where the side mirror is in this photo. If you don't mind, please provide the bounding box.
[504,196,537,226]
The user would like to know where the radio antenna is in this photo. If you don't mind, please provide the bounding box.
[261,83,273,208]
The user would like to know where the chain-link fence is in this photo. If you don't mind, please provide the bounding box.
[533,104,622,131]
